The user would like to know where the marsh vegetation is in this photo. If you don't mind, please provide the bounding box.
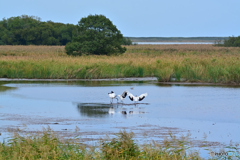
[0,44,240,84]
[1,128,239,159]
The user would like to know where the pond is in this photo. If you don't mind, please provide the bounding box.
[0,80,239,158]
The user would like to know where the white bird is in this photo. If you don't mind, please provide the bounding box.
[117,90,128,103]
[128,92,148,103]
[108,91,118,103]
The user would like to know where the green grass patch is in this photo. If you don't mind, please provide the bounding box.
[1,128,239,159]
[1,45,240,84]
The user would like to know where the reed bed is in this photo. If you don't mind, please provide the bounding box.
[1,128,239,159]
[0,128,203,160]
[1,45,240,83]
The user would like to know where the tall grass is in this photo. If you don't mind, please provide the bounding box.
[1,128,239,159]
[0,128,90,159]
[0,128,203,159]
[1,45,240,83]
[100,130,203,160]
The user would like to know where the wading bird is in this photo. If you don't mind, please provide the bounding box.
[108,91,118,103]
[117,90,128,103]
[129,93,148,103]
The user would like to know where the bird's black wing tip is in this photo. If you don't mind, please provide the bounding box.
[139,96,145,101]
[122,91,128,98]
[129,96,134,101]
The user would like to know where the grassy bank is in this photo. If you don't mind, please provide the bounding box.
[1,128,239,159]
[0,128,204,159]
[1,45,240,84]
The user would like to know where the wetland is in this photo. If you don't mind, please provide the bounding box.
[0,80,239,159]
[1,44,240,159]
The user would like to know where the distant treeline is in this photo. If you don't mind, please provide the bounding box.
[217,36,240,47]
[0,15,132,45]
[0,15,76,45]
[129,37,229,42]
[1,15,237,46]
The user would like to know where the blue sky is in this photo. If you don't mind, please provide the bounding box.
[1,0,239,37]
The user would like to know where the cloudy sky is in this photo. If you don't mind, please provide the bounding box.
[1,0,239,37]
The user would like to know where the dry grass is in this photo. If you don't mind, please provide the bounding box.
[1,45,240,83]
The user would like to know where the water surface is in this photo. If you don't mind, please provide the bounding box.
[0,81,239,158]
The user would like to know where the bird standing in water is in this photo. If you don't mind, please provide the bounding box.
[108,91,118,103]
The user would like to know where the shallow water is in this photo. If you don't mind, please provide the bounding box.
[0,81,240,158]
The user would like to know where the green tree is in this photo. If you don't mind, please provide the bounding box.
[65,14,126,55]
[220,36,240,47]
[0,15,76,45]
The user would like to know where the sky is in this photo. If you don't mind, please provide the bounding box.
[0,0,240,37]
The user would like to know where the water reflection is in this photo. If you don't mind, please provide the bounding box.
[77,103,120,118]
[155,82,240,88]
[108,107,115,114]
[76,103,147,118]
[0,83,16,93]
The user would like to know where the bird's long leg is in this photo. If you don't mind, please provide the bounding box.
[115,97,118,103]
[134,101,137,107]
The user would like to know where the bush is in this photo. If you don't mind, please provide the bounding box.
[221,36,240,47]
[65,14,126,56]
[101,130,140,159]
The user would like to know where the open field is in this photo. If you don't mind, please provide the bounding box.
[1,45,240,84]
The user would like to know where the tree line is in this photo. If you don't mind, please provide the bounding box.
[0,15,132,46]
[222,36,240,47]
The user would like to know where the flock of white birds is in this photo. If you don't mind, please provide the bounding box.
[108,90,148,104]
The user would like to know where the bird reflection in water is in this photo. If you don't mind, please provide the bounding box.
[77,103,121,118]
[76,103,148,118]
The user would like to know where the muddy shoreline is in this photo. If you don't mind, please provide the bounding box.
[1,77,240,86]
[0,112,223,149]
[0,77,158,82]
